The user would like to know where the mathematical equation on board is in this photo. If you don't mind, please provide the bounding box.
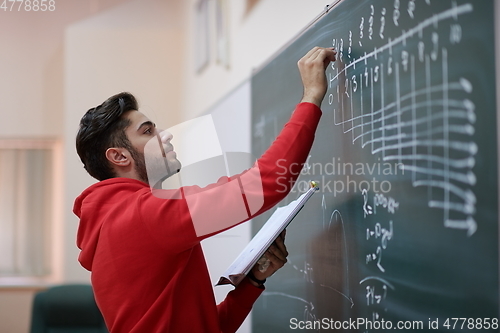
[262,190,399,327]
[259,1,480,329]
[361,188,399,324]
[327,0,478,237]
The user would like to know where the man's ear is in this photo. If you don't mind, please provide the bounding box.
[105,147,132,167]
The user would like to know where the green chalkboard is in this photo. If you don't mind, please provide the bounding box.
[251,0,498,331]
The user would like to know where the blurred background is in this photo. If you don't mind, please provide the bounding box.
[0,0,332,332]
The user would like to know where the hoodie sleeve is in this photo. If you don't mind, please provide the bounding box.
[216,277,264,333]
[139,102,322,253]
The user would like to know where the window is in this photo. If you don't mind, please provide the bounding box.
[0,139,61,283]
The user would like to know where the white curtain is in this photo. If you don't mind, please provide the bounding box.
[0,148,52,277]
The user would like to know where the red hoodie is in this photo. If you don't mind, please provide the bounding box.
[73,102,322,332]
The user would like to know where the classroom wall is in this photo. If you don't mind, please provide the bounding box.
[181,0,331,121]
[0,0,131,138]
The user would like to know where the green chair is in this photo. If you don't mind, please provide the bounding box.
[30,284,108,333]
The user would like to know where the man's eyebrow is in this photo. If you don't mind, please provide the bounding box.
[137,121,156,131]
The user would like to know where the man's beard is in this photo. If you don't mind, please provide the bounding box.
[129,146,149,184]
[129,145,180,186]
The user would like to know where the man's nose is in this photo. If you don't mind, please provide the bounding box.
[158,129,173,144]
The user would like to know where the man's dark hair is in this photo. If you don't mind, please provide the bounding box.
[76,92,138,181]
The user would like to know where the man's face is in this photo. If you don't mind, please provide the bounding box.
[124,110,181,184]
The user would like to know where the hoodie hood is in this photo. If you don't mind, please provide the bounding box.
[73,178,148,271]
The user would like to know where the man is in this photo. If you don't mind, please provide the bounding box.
[74,46,336,333]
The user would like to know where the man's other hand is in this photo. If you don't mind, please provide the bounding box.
[248,230,289,287]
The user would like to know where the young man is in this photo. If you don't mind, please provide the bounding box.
[74,46,336,333]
